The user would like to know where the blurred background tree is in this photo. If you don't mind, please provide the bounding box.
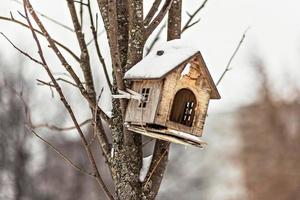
[237,59,300,200]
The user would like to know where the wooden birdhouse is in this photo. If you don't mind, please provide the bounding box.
[122,40,220,147]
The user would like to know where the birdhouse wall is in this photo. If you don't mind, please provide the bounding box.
[154,57,212,136]
[125,80,163,124]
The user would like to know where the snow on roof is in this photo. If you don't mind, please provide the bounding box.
[124,40,199,80]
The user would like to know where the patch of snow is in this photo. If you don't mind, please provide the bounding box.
[139,155,153,182]
[110,147,114,158]
[167,129,207,145]
[180,63,191,79]
[124,40,199,80]
[103,110,112,118]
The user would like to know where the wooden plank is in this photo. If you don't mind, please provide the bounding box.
[125,80,163,123]
[127,126,206,148]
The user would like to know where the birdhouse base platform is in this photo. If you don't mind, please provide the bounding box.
[127,125,207,148]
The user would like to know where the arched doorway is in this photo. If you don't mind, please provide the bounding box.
[170,88,197,127]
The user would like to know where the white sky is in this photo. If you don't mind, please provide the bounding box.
[0,0,300,114]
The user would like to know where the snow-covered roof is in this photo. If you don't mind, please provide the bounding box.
[124,40,199,80]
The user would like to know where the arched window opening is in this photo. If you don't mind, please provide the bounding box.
[170,89,197,127]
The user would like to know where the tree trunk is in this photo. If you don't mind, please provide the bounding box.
[108,1,145,199]
[111,1,182,199]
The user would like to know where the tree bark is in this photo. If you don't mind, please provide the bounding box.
[102,1,145,199]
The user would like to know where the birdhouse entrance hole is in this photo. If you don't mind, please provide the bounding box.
[170,88,196,127]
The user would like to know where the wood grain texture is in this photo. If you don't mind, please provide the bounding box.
[154,55,211,136]
[127,126,206,148]
[125,80,163,124]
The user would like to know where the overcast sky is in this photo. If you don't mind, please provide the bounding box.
[1,0,300,114]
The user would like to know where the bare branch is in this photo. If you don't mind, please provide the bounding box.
[11,0,74,32]
[66,0,96,102]
[142,138,154,147]
[182,0,208,33]
[23,2,114,199]
[144,0,162,26]
[2,83,93,178]
[86,30,105,46]
[56,78,78,87]
[29,128,95,177]
[87,0,112,91]
[79,0,84,27]
[1,83,33,126]
[36,79,55,87]
[143,146,168,186]
[0,32,43,65]
[33,118,92,131]
[0,16,80,62]
[89,88,104,147]
[146,23,166,55]
[37,78,79,89]
[74,0,89,6]
[145,0,174,38]
[182,18,200,32]
[216,28,249,86]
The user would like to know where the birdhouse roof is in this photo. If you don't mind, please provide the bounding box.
[124,40,221,99]
[124,40,198,80]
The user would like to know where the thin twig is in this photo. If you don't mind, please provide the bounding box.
[79,0,84,27]
[29,128,95,177]
[74,0,89,6]
[66,0,97,103]
[36,79,55,97]
[2,83,93,177]
[87,0,112,91]
[86,30,105,46]
[146,23,166,55]
[37,78,79,88]
[56,78,78,87]
[0,16,80,62]
[143,148,168,186]
[11,0,74,32]
[33,119,93,131]
[0,32,43,65]
[182,0,208,33]
[142,138,154,147]
[89,88,104,147]
[52,72,72,78]
[36,79,55,87]
[216,28,249,86]
[2,83,33,126]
